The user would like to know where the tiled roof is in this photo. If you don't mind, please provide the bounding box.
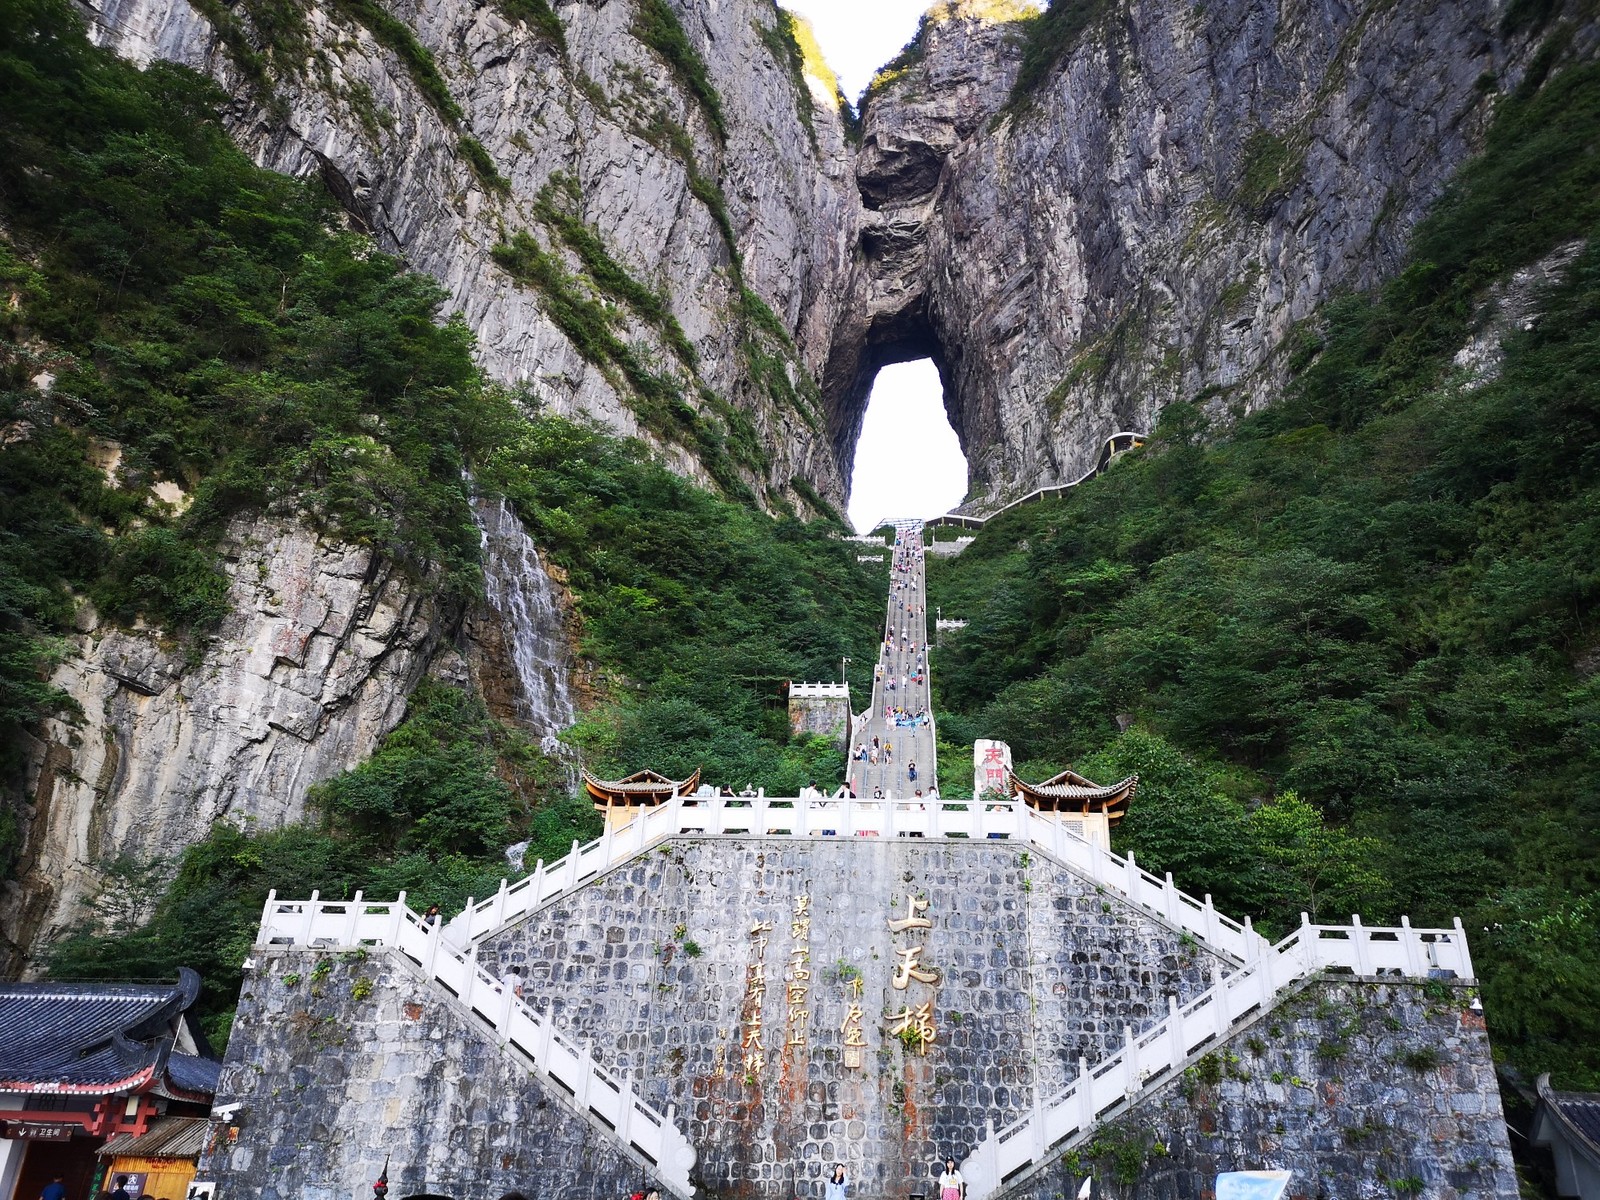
[1536,1074,1600,1166]
[583,767,700,800]
[1553,1091,1600,1151]
[160,1053,222,1099]
[97,1117,211,1159]
[0,970,217,1096]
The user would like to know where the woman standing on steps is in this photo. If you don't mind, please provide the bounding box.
[938,1158,965,1200]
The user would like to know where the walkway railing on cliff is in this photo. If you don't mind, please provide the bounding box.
[433,796,1269,963]
[960,914,1475,1200]
[866,431,1147,536]
[254,891,699,1198]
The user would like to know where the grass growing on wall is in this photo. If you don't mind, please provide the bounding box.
[927,48,1600,1087]
[633,0,727,142]
[494,0,565,51]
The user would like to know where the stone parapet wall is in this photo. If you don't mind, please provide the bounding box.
[999,978,1515,1200]
[480,838,1229,1200]
[201,948,655,1200]
[789,696,852,748]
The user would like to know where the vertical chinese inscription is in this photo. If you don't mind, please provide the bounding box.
[885,892,938,1052]
[742,919,772,1078]
[786,892,812,1047]
[841,976,866,1068]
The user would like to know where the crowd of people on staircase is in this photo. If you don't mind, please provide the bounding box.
[848,525,936,800]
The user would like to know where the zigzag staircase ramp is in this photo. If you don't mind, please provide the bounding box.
[256,891,698,1199]
[960,915,1476,1200]
[437,794,1270,964]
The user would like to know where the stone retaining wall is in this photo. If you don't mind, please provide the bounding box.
[199,949,655,1200]
[1000,979,1516,1200]
[481,838,1228,1200]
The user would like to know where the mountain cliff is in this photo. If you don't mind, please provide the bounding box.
[87,0,859,511]
[828,0,1566,505]
[2,0,1591,974]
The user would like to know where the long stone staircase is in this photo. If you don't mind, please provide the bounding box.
[251,518,1476,1200]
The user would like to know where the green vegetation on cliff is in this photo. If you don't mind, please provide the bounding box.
[1,0,882,1022]
[0,0,488,761]
[928,53,1600,1086]
[47,681,595,1045]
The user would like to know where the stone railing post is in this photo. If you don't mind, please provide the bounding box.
[1350,914,1372,975]
[575,1039,594,1112]
[1454,917,1475,980]
[426,911,444,975]
[1123,1023,1139,1095]
[1075,1055,1093,1134]
[1166,994,1184,1064]
[303,890,320,944]
[345,896,366,947]
[499,969,516,1039]
[258,889,278,946]
[493,878,509,932]
[567,840,582,890]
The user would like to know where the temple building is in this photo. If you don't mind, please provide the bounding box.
[1006,765,1137,850]
[0,970,221,1200]
[583,768,701,830]
[1533,1073,1600,1200]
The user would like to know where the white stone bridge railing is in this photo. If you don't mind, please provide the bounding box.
[254,892,699,1199]
[961,915,1476,1200]
[437,796,1269,964]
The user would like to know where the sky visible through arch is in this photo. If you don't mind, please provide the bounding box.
[778,1,1040,530]
[846,361,969,532]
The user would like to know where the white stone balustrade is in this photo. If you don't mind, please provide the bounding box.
[434,796,1267,963]
[960,913,1476,1200]
[254,890,699,1198]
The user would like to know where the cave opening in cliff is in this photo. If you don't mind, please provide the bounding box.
[846,359,968,532]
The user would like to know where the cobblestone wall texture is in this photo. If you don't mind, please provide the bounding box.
[480,837,1229,1200]
[198,949,655,1200]
[1000,979,1516,1200]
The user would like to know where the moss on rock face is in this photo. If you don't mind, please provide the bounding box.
[1233,128,1306,218]
[632,0,727,142]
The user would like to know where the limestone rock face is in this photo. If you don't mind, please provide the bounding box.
[829,0,1561,507]
[87,0,859,513]
[14,0,1582,973]
[1,516,445,971]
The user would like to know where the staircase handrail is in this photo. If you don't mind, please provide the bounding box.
[255,890,698,1197]
[430,797,1265,962]
[961,913,1474,1200]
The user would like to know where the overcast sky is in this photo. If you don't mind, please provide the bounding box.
[779,0,942,101]
[776,0,998,530]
